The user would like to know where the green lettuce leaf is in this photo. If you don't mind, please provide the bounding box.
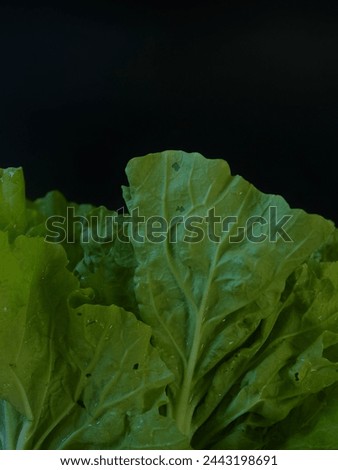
[123,150,335,445]
[207,258,338,449]
[0,232,186,449]
[266,382,338,450]
[0,167,138,313]
[72,205,138,313]
[0,167,26,238]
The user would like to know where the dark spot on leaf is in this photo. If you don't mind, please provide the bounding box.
[176,205,185,212]
[159,404,167,416]
[133,363,139,370]
[295,372,299,381]
[77,312,82,316]
[9,363,16,368]
[77,399,86,409]
[317,390,326,401]
[85,373,92,378]
[172,162,180,172]
[87,320,97,326]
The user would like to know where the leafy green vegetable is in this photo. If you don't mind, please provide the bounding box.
[0,233,185,449]
[0,150,338,449]
[0,167,26,238]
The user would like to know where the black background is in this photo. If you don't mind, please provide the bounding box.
[1,1,337,223]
